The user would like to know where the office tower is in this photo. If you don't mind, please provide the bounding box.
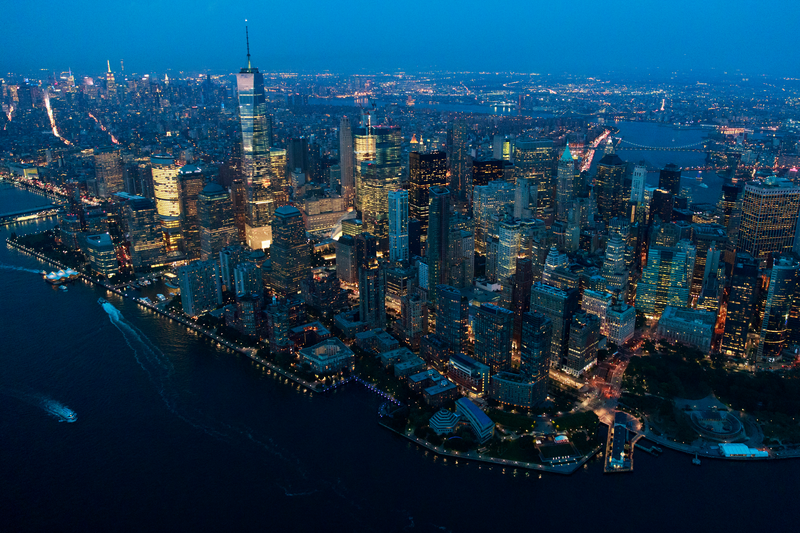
[448,118,470,209]
[520,311,553,404]
[339,116,355,206]
[353,110,401,211]
[286,137,309,175]
[427,186,451,302]
[691,225,727,297]
[219,244,248,291]
[271,206,310,296]
[384,262,415,314]
[630,164,646,203]
[231,178,246,241]
[514,138,555,223]
[529,282,580,368]
[151,154,183,257]
[409,151,448,240]
[94,147,124,198]
[510,258,533,345]
[388,189,409,263]
[408,218,422,257]
[236,30,272,250]
[606,302,636,345]
[360,160,398,239]
[637,241,696,319]
[177,260,222,317]
[447,221,474,289]
[556,144,575,221]
[435,285,468,355]
[269,148,287,195]
[720,253,759,357]
[649,189,674,224]
[472,158,505,188]
[85,233,118,278]
[397,287,428,350]
[335,234,357,284]
[179,165,207,259]
[105,60,117,101]
[474,304,514,373]
[564,311,601,376]
[542,244,568,286]
[358,257,385,329]
[757,254,800,363]
[492,134,514,162]
[124,197,164,271]
[354,232,378,270]
[234,261,262,297]
[473,180,515,254]
[736,176,800,266]
[602,232,629,294]
[329,164,342,192]
[198,183,237,261]
[659,163,681,196]
[595,152,627,224]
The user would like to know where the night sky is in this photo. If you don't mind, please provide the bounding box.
[3,0,799,77]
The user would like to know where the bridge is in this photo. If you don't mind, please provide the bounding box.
[614,138,711,153]
[0,205,61,225]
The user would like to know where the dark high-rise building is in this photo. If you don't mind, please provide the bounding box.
[427,186,451,302]
[409,151,448,239]
[271,206,310,296]
[94,147,124,198]
[565,311,601,376]
[721,253,759,358]
[179,165,207,259]
[198,183,237,261]
[529,282,580,369]
[339,116,355,206]
[472,158,505,188]
[335,234,357,284]
[124,197,164,272]
[354,233,378,269]
[448,118,470,209]
[435,284,468,356]
[286,137,309,175]
[231,178,246,242]
[408,218,422,257]
[649,190,674,224]
[358,258,385,330]
[236,28,272,250]
[659,163,681,196]
[595,153,627,224]
[520,311,553,404]
[177,260,222,317]
[510,258,534,346]
[474,303,514,373]
[757,253,799,363]
[736,176,800,266]
[556,145,575,221]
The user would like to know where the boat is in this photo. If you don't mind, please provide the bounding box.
[699,183,709,189]
[98,297,108,305]
[43,400,77,423]
[58,285,68,292]
[692,453,701,465]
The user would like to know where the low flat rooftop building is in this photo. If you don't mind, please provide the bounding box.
[298,338,354,375]
[455,397,494,443]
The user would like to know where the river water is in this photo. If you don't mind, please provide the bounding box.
[0,176,796,531]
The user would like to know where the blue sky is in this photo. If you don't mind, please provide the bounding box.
[3,0,799,77]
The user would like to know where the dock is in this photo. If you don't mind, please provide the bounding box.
[604,411,635,473]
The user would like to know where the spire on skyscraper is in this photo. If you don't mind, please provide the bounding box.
[245,23,251,69]
[107,60,111,73]
[560,142,573,162]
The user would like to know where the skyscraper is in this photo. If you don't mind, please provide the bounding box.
[339,116,355,207]
[520,310,553,404]
[564,311,601,376]
[179,165,207,259]
[409,151,448,240]
[427,186,451,302]
[94,147,124,198]
[236,28,272,250]
[352,110,401,213]
[448,118,470,209]
[358,257,385,330]
[474,304,514,373]
[721,253,759,358]
[198,183,237,261]
[556,144,575,221]
[514,139,555,224]
[757,253,799,363]
[659,163,681,196]
[595,152,627,224]
[151,154,183,258]
[271,206,309,296]
[509,258,534,346]
[602,232,629,295]
[736,176,800,266]
[472,158,505,188]
[529,282,580,369]
[435,284,468,356]
[388,189,409,263]
[630,164,646,203]
[124,197,164,272]
[177,260,222,317]
[637,241,696,319]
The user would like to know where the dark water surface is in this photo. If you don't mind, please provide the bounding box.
[1,187,796,532]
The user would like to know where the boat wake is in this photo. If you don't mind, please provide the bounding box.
[100,301,311,477]
[0,387,77,423]
[0,263,43,274]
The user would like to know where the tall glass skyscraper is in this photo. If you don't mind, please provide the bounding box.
[736,176,800,266]
[388,189,409,263]
[474,303,514,373]
[271,206,310,296]
[556,144,575,221]
[198,183,237,261]
[409,151,448,241]
[236,29,273,250]
[339,116,355,207]
[448,118,470,210]
[757,253,799,363]
[94,147,124,198]
[427,186,451,302]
